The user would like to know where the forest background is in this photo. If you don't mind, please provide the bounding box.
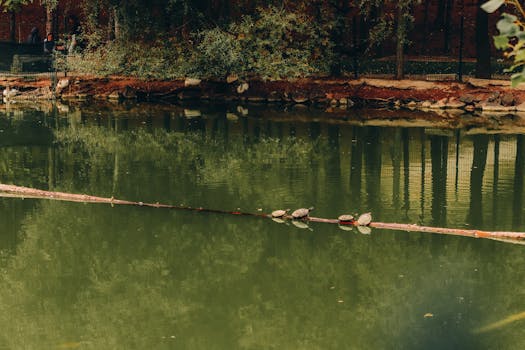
[0,0,508,81]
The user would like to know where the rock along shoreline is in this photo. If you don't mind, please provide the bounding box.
[2,74,525,116]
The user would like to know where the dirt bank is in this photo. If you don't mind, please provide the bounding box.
[2,74,525,114]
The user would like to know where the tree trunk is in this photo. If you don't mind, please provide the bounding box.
[475,0,491,78]
[421,0,430,54]
[113,6,121,41]
[443,0,453,53]
[395,5,405,80]
[9,11,16,42]
[46,6,55,37]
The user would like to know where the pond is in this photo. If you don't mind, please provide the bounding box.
[0,102,524,349]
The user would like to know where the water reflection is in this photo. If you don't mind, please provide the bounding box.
[0,104,525,349]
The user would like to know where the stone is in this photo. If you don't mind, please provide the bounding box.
[226,75,238,84]
[236,82,249,94]
[406,101,418,108]
[515,102,525,112]
[108,91,122,100]
[480,102,515,112]
[487,91,500,103]
[267,91,281,102]
[421,101,432,108]
[429,98,448,109]
[501,93,515,106]
[184,78,201,87]
[122,86,137,99]
[464,105,476,112]
[459,94,476,104]
[445,98,465,109]
[55,79,70,94]
[292,96,309,104]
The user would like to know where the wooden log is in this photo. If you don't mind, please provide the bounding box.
[369,222,525,241]
[1,183,525,244]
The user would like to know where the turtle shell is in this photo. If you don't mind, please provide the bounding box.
[271,209,288,218]
[338,214,354,222]
[357,212,372,226]
[291,207,313,219]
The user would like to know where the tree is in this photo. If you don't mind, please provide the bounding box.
[359,0,419,79]
[0,0,32,42]
[482,0,524,84]
[476,0,492,78]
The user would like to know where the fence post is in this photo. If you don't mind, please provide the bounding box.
[458,12,465,82]
[352,16,359,79]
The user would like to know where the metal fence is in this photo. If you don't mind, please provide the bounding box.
[0,41,57,89]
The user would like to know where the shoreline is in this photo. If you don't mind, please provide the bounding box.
[2,75,525,124]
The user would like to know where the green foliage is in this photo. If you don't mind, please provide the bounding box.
[231,6,333,79]
[0,0,31,12]
[483,0,525,86]
[358,0,419,50]
[71,5,334,79]
[186,28,243,79]
[66,41,186,79]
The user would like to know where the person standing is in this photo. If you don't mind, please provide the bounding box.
[27,27,41,44]
[44,32,55,53]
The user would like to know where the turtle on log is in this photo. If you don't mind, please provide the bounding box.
[271,209,290,218]
[291,207,314,219]
[357,212,372,226]
[338,214,355,224]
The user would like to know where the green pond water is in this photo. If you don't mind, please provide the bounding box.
[0,103,525,349]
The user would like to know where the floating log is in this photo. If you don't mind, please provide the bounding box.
[1,183,525,244]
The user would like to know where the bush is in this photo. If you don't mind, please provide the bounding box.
[67,6,335,80]
[185,28,243,79]
[233,6,334,79]
[66,41,186,79]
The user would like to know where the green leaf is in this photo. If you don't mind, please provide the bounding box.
[481,0,505,13]
[515,49,525,63]
[497,14,518,35]
[493,35,509,50]
[511,72,525,87]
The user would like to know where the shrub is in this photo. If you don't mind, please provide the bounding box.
[185,28,243,79]
[66,6,334,80]
[233,6,334,79]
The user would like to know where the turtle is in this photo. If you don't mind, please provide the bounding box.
[271,209,290,218]
[357,212,372,226]
[338,214,354,224]
[291,207,314,219]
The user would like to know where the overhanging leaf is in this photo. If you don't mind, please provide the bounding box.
[511,72,525,87]
[497,13,518,35]
[493,35,509,50]
[481,0,505,13]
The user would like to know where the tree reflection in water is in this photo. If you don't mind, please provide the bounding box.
[0,105,524,349]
